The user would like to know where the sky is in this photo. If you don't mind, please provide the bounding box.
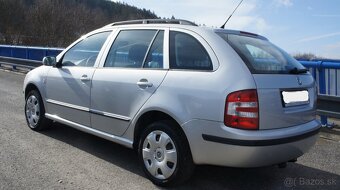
[113,0,340,59]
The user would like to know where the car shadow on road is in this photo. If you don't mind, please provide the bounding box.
[40,123,340,190]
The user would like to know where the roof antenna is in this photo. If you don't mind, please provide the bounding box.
[220,0,244,29]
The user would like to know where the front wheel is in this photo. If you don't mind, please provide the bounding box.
[25,90,51,131]
[138,120,194,186]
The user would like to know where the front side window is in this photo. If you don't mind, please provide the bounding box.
[169,31,212,70]
[105,30,164,68]
[61,31,111,67]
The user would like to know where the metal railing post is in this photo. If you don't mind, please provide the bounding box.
[26,46,29,59]
[318,61,328,126]
[10,46,13,57]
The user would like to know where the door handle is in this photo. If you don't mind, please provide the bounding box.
[80,74,91,82]
[137,79,153,88]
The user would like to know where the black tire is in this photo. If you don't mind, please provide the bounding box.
[137,120,195,186]
[24,90,52,131]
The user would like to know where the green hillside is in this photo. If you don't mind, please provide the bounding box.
[0,0,158,47]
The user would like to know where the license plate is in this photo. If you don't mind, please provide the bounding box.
[282,90,309,107]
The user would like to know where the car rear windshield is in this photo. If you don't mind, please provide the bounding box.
[217,32,306,74]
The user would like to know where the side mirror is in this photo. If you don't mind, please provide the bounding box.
[42,56,59,67]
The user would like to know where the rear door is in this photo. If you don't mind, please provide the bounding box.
[218,32,316,130]
[90,28,168,136]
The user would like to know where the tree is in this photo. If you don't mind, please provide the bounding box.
[293,53,323,60]
[0,0,26,44]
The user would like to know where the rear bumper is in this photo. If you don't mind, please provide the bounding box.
[182,119,321,167]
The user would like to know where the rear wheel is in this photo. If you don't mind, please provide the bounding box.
[138,120,194,186]
[25,90,51,131]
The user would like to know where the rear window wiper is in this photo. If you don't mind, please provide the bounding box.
[289,67,308,74]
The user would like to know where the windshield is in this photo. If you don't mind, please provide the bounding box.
[217,32,306,74]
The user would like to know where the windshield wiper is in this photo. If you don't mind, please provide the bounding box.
[289,67,308,74]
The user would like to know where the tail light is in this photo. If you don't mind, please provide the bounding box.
[224,89,259,130]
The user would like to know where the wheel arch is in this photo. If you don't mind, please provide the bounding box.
[24,82,48,113]
[25,83,40,98]
[132,110,191,153]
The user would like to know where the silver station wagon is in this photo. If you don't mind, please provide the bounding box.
[23,19,321,186]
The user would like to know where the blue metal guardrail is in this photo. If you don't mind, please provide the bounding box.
[300,60,340,126]
[0,45,63,61]
[1,45,339,126]
[300,60,340,96]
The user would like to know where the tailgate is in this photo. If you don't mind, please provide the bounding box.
[253,74,317,130]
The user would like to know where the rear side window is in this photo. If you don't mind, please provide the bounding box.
[105,30,164,68]
[170,31,212,70]
[61,31,111,67]
[144,31,164,69]
[217,33,305,74]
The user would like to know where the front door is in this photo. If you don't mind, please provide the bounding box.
[45,31,112,127]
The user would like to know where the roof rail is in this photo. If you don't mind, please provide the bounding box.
[104,19,198,27]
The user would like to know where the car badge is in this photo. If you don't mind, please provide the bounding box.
[297,76,302,85]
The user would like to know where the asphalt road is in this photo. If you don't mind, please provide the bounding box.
[0,69,339,190]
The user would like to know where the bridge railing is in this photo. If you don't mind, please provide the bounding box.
[299,60,340,126]
[1,45,340,127]
[299,60,340,95]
